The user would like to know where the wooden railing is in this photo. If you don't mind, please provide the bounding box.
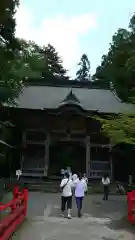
[0,186,28,240]
[88,170,110,179]
[88,161,110,179]
[127,190,135,225]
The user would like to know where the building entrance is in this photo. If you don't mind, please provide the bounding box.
[49,141,86,176]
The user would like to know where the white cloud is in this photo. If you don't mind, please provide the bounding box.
[15,4,97,76]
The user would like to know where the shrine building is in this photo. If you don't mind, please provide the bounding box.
[6,78,135,180]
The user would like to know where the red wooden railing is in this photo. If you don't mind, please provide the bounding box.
[0,186,28,240]
[127,190,135,225]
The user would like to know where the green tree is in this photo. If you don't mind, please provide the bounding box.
[42,44,67,77]
[92,55,111,88]
[93,13,135,145]
[12,39,44,79]
[94,28,131,100]
[76,54,90,81]
[93,16,135,101]
[12,41,67,79]
[94,113,135,146]
[0,0,21,155]
[0,0,21,104]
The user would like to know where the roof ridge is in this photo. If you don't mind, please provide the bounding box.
[62,89,80,104]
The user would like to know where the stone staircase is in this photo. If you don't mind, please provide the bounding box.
[17,178,122,194]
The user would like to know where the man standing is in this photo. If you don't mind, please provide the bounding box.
[102,174,110,200]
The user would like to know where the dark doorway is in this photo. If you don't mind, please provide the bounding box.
[49,141,86,176]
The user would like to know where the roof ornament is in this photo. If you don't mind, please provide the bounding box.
[62,89,80,104]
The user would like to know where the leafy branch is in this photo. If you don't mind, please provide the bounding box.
[93,113,135,145]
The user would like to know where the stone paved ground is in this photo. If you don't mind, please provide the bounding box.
[13,193,135,240]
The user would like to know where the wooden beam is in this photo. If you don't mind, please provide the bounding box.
[90,144,110,148]
[25,140,45,145]
[0,140,15,148]
[26,128,46,133]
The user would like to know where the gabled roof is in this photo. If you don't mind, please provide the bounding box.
[14,85,135,114]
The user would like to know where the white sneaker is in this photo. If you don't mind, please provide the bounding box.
[67,209,72,219]
[68,214,71,219]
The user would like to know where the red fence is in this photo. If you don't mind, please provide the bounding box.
[0,186,28,240]
[127,190,135,225]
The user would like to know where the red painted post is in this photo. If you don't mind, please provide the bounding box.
[23,189,28,217]
[13,186,19,199]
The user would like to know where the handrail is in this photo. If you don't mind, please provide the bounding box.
[0,195,24,210]
[0,186,28,240]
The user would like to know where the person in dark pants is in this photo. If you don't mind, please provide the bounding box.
[60,172,73,219]
[74,173,87,218]
[102,174,110,200]
[76,197,83,216]
[61,195,72,214]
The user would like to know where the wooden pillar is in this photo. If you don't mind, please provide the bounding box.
[21,131,26,171]
[44,134,50,176]
[86,136,90,178]
[109,141,113,180]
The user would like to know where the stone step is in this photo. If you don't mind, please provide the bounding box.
[6,178,125,194]
[21,183,122,195]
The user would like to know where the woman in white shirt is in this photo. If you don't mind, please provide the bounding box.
[74,173,87,218]
[72,173,78,182]
[102,174,110,200]
[60,172,73,219]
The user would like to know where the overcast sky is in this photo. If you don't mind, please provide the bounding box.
[16,0,135,77]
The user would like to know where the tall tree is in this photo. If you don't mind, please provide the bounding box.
[93,13,135,146]
[0,0,19,60]
[94,16,135,102]
[12,39,44,79]
[76,54,90,81]
[94,28,131,100]
[12,41,67,79]
[43,44,67,77]
[0,0,21,104]
[0,0,21,150]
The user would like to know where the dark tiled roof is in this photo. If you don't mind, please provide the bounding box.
[15,85,135,113]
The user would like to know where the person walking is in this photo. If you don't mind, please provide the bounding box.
[61,168,65,179]
[102,174,110,200]
[60,172,73,219]
[72,173,78,182]
[83,173,88,184]
[74,173,87,218]
[82,173,88,193]
[66,166,72,180]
